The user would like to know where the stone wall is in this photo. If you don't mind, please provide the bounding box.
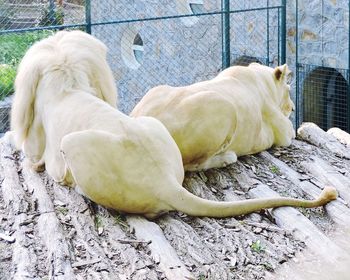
[91,0,280,113]
[91,0,348,128]
[286,0,349,69]
[2,1,347,132]
[285,0,349,131]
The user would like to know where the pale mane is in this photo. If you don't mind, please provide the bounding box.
[11,30,117,149]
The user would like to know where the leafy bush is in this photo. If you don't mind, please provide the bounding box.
[39,7,64,26]
[0,31,53,100]
[0,64,16,100]
[0,31,53,67]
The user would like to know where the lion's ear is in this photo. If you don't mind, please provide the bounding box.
[274,64,288,81]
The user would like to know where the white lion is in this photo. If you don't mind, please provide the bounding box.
[11,30,117,181]
[131,63,296,171]
[11,31,337,219]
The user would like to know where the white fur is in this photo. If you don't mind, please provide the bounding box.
[11,32,336,219]
[11,30,117,178]
[131,63,296,171]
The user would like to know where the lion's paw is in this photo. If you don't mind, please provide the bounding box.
[200,151,238,170]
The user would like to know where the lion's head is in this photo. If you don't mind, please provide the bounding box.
[248,63,295,117]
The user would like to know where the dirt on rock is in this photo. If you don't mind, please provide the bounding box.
[1,125,350,280]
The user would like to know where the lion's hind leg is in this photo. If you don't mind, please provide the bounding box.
[60,129,174,216]
[59,130,129,207]
[186,150,237,171]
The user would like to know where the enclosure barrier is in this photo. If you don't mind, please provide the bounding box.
[1,0,286,134]
[295,0,350,132]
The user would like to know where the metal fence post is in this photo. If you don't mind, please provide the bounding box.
[221,0,230,70]
[266,0,270,65]
[295,0,300,131]
[48,0,56,24]
[85,0,91,34]
[280,0,287,65]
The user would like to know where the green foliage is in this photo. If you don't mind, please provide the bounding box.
[269,165,280,174]
[251,240,265,253]
[39,7,64,26]
[114,214,129,229]
[0,31,53,67]
[0,31,53,100]
[0,64,16,100]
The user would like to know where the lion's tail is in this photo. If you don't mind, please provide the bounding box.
[10,51,42,149]
[168,185,338,218]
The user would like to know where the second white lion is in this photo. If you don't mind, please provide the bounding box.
[131,63,296,171]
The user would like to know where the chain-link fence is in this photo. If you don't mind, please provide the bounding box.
[0,0,286,134]
[295,0,350,132]
[298,64,348,132]
[0,0,85,134]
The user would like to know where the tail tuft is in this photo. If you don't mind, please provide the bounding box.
[318,186,338,204]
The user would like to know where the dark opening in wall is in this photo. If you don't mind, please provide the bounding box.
[189,1,205,14]
[232,55,263,66]
[121,28,144,69]
[176,0,204,26]
[302,66,348,132]
[133,33,144,65]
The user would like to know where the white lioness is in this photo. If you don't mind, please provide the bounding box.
[11,31,337,219]
[131,63,296,171]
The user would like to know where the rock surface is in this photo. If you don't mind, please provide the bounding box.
[0,124,349,280]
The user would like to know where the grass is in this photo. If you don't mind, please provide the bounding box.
[114,214,129,229]
[0,64,16,100]
[0,30,53,100]
[269,165,280,174]
[251,240,265,253]
[0,31,53,67]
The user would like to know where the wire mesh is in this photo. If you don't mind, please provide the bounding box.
[231,0,283,65]
[91,0,283,113]
[92,12,224,113]
[0,0,284,133]
[295,0,350,132]
[298,64,349,132]
[0,0,85,134]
